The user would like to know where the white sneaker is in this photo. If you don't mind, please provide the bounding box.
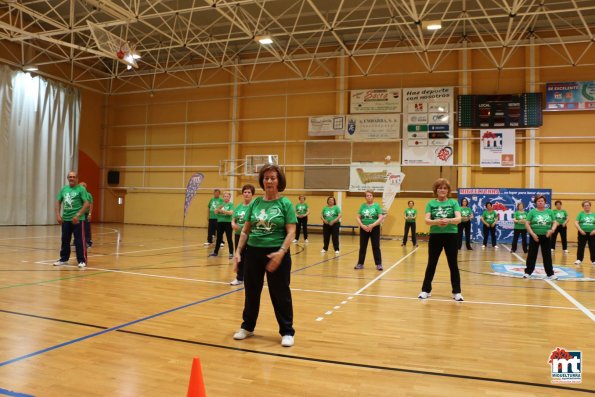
[418,291,431,299]
[233,329,254,340]
[281,335,294,347]
[320,249,327,253]
[551,248,554,252]
[574,260,582,265]
[220,242,225,247]
[494,245,499,249]
[230,279,243,286]
[78,262,86,269]
[481,245,486,248]
[564,249,569,253]
[335,250,340,255]
[304,239,309,243]
[522,273,530,278]
[453,293,464,302]
[203,242,211,246]
[53,260,67,266]
[547,274,558,280]
[592,261,595,265]
[292,239,298,243]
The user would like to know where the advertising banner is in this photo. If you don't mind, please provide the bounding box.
[457,188,552,243]
[350,89,402,113]
[345,114,401,140]
[349,163,401,193]
[546,81,595,111]
[308,115,345,136]
[480,129,516,167]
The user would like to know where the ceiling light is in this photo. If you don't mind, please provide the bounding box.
[422,20,442,31]
[23,64,38,72]
[255,35,273,45]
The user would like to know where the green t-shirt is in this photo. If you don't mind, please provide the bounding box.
[233,203,251,235]
[404,208,417,223]
[482,210,498,225]
[358,202,383,226]
[460,207,472,222]
[322,205,341,223]
[296,203,309,217]
[216,201,234,222]
[84,192,93,215]
[246,197,297,247]
[576,211,595,233]
[208,197,224,220]
[552,209,568,225]
[425,199,460,234]
[514,211,527,230]
[526,208,554,235]
[57,185,89,221]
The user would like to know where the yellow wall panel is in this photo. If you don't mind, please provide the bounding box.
[147,102,187,124]
[187,122,229,142]
[187,99,230,122]
[146,125,185,145]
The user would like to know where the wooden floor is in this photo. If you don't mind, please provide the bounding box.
[0,224,593,397]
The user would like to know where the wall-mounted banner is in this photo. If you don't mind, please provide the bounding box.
[308,115,345,136]
[350,89,402,113]
[349,162,401,193]
[345,114,401,140]
[402,87,454,165]
[480,129,516,167]
[546,81,595,111]
[457,188,552,243]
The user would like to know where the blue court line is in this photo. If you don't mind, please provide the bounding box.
[0,387,34,397]
[0,251,343,368]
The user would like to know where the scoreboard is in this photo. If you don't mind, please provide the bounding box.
[458,93,542,128]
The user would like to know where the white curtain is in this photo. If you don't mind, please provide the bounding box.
[0,65,81,225]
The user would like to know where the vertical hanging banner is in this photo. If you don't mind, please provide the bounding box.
[480,129,516,167]
[382,171,406,214]
[184,172,204,217]
[402,87,454,165]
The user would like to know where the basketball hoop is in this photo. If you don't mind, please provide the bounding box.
[88,21,139,69]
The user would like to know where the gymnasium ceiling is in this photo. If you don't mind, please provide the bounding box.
[0,0,593,95]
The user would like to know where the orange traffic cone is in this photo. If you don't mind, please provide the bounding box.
[187,357,207,397]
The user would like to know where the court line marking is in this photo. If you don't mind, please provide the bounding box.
[504,245,595,322]
[0,227,119,241]
[0,387,34,397]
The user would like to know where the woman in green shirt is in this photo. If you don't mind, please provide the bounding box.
[355,190,385,271]
[209,191,235,258]
[232,164,297,347]
[321,196,341,254]
[293,195,310,244]
[511,202,528,253]
[402,200,418,247]
[550,200,569,252]
[229,184,255,286]
[574,200,595,265]
[418,178,463,301]
[457,198,473,250]
[523,195,558,279]
[481,202,499,248]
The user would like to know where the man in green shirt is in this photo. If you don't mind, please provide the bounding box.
[54,171,90,268]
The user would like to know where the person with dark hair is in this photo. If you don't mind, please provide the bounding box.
[232,164,297,347]
[321,196,341,255]
[293,195,310,244]
[209,191,235,258]
[551,200,569,253]
[457,198,473,250]
[205,189,223,246]
[230,184,255,285]
[511,202,528,253]
[355,190,385,271]
[481,202,499,248]
[53,171,90,269]
[418,178,463,301]
[574,200,595,265]
[402,200,418,247]
[523,195,558,279]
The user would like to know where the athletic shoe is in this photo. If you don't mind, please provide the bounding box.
[510,250,516,253]
[78,262,86,269]
[292,239,298,243]
[522,273,530,278]
[376,264,383,271]
[481,245,486,248]
[415,244,419,247]
[233,329,254,340]
[203,242,211,246]
[453,293,464,302]
[320,249,327,253]
[228,254,233,259]
[547,274,558,280]
[335,250,340,255]
[551,248,554,252]
[53,260,67,266]
[574,260,582,265]
[494,245,499,249]
[230,279,243,286]
[400,243,405,247]
[418,291,431,299]
[281,335,294,347]
[564,250,569,253]
[592,261,595,265]
[220,242,225,247]
[466,246,472,250]
[208,253,217,257]
[354,264,363,269]
[304,239,309,243]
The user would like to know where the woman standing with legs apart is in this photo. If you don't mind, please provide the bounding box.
[418,178,463,301]
[229,184,255,286]
[511,202,528,253]
[232,165,297,347]
[293,195,309,244]
[355,190,385,271]
[574,200,595,265]
[481,202,499,248]
[523,195,558,280]
[457,198,473,250]
[321,196,341,255]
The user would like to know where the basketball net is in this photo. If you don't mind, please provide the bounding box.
[382,172,405,214]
